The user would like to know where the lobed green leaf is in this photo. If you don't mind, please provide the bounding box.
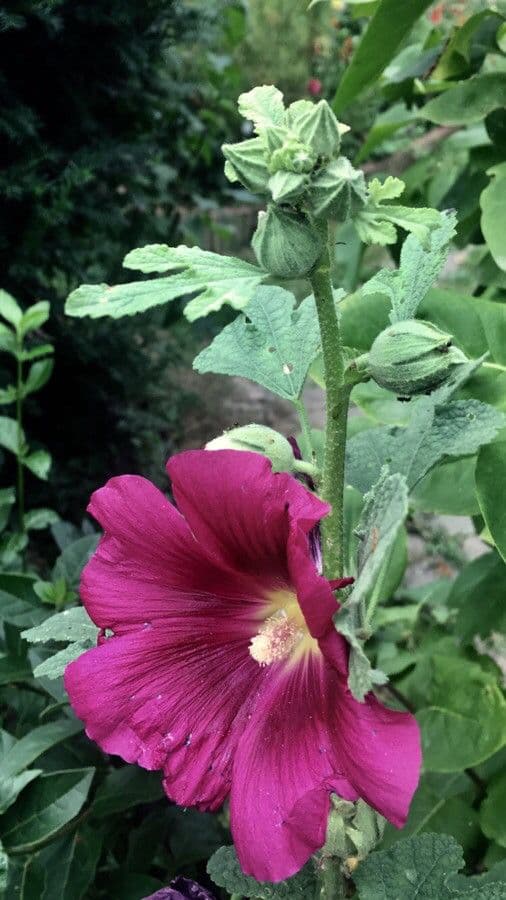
[66,247,265,322]
[208,845,317,899]
[22,606,98,646]
[194,285,321,401]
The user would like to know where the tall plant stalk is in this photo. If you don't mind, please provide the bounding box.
[309,223,350,581]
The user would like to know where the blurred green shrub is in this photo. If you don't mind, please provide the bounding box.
[0,0,245,517]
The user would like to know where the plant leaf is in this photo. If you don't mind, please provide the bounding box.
[8,827,104,900]
[208,845,317,899]
[346,390,505,495]
[481,163,506,272]
[0,290,22,329]
[237,85,285,130]
[355,178,442,246]
[362,211,457,323]
[24,509,59,531]
[91,767,164,818]
[0,721,82,782]
[447,551,506,644]
[353,832,463,899]
[0,769,42,816]
[66,247,265,322]
[476,441,506,564]
[422,73,506,126]
[194,286,321,401]
[23,359,54,397]
[0,768,94,854]
[22,606,99,646]
[19,301,50,337]
[481,773,506,849]
[52,534,99,589]
[417,656,506,772]
[332,0,433,114]
[336,469,407,700]
[23,450,51,481]
[380,773,478,853]
[0,416,24,456]
[33,643,87,680]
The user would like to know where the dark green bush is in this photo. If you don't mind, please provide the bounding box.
[0,0,244,516]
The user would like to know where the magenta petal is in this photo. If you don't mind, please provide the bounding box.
[229,651,420,882]
[333,687,421,828]
[169,450,340,642]
[65,626,262,810]
[229,657,358,882]
[167,450,328,582]
[82,474,267,633]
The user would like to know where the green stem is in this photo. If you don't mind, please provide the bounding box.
[319,858,346,899]
[483,361,506,374]
[294,397,315,460]
[309,224,350,579]
[16,342,25,535]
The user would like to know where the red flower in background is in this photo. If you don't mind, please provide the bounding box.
[307,77,323,97]
[65,451,421,882]
[430,3,444,24]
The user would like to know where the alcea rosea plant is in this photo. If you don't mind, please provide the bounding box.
[39,85,506,897]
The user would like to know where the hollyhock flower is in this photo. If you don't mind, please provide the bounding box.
[64,450,421,883]
[143,877,215,900]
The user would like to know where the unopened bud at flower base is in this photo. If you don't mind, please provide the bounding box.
[269,137,317,175]
[355,320,468,397]
[206,424,296,473]
[252,205,322,278]
[292,99,342,158]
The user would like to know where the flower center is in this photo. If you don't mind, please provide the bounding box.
[249,610,303,666]
[249,589,319,666]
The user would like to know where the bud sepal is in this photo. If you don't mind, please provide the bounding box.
[222,138,270,195]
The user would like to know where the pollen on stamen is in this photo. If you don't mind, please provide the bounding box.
[249,610,303,666]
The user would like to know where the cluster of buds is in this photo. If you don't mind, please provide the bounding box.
[223,89,366,278]
[355,320,468,398]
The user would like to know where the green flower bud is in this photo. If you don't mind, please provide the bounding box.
[357,320,468,397]
[268,170,309,203]
[206,424,295,473]
[291,99,342,158]
[222,137,270,195]
[252,205,322,278]
[269,138,317,175]
[262,124,288,155]
[310,157,366,221]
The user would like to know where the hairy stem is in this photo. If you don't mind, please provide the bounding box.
[16,344,25,534]
[309,223,350,579]
[319,858,346,900]
[294,396,315,461]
